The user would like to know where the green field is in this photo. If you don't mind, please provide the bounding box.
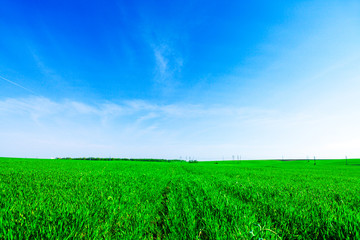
[0,158,359,239]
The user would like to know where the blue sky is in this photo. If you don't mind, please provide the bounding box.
[1,0,360,159]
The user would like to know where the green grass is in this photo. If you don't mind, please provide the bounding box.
[0,157,359,239]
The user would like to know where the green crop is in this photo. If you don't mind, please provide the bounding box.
[0,158,359,239]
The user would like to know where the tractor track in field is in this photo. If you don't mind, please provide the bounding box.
[153,180,172,239]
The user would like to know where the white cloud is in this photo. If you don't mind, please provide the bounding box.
[1,95,360,160]
[0,96,264,158]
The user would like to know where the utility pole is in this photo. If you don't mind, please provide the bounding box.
[314,156,316,165]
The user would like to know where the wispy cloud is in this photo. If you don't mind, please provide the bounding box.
[0,97,256,123]
[154,47,168,79]
[151,44,183,94]
[0,96,272,158]
[1,96,360,159]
